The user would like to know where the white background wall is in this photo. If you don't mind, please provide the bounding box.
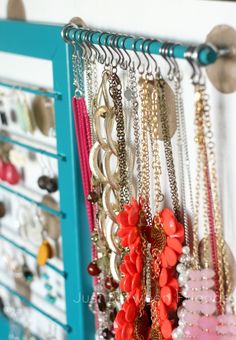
[0,0,235,337]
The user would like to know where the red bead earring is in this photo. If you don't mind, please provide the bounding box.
[5,162,21,185]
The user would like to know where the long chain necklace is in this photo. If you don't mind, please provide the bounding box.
[138,76,153,226]
[174,77,194,249]
[109,66,129,208]
[156,76,180,220]
[128,65,142,197]
[195,84,223,313]
[138,75,184,340]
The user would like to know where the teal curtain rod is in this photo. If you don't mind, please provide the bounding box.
[0,280,71,332]
[63,26,220,66]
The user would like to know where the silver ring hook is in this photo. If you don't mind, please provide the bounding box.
[120,36,132,70]
[61,23,75,43]
[83,31,93,61]
[116,35,127,70]
[185,45,200,85]
[76,29,87,60]
[169,44,181,82]
[103,33,115,67]
[160,42,173,80]
[98,32,109,64]
[110,35,122,67]
[87,31,100,63]
[147,40,160,75]
[143,39,154,76]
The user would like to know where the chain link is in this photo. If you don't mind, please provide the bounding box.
[129,65,142,197]
[156,77,180,219]
[138,77,153,226]
[194,84,225,313]
[108,67,129,207]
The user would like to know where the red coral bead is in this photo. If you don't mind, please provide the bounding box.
[167,237,182,254]
[117,226,133,237]
[115,310,126,327]
[161,286,173,306]
[159,300,168,320]
[125,260,137,275]
[161,252,168,268]
[131,273,141,291]
[129,250,137,264]
[128,228,138,246]
[115,327,122,340]
[125,299,137,322]
[161,319,172,338]
[130,236,140,251]
[121,322,133,339]
[159,268,168,287]
[161,208,177,235]
[121,235,129,247]
[87,261,101,276]
[117,211,128,225]
[168,277,179,290]
[170,222,184,243]
[135,253,142,273]
[164,246,178,267]
[120,277,126,291]
[135,287,142,304]
[122,275,132,292]
[120,263,128,274]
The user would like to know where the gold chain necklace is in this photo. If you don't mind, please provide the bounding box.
[194,83,234,314]
[108,67,129,208]
[156,76,180,220]
[138,76,153,226]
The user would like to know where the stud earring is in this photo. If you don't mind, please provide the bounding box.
[45,177,58,194]
[0,201,6,218]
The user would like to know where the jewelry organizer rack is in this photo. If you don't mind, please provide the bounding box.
[0,20,94,339]
[61,19,234,340]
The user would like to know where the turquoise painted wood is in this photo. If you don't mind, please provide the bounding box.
[0,20,94,340]
[0,314,9,339]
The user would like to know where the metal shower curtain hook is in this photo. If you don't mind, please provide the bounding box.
[185,45,202,85]
[147,39,159,75]
[83,31,93,61]
[120,36,132,70]
[98,32,109,65]
[61,23,73,43]
[133,38,144,74]
[160,42,173,80]
[144,39,155,76]
[110,34,122,67]
[76,29,87,61]
[169,44,181,82]
[88,31,100,64]
[104,33,115,67]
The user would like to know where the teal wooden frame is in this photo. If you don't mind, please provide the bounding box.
[0,19,94,340]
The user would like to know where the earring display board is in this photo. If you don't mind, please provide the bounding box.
[0,19,94,340]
